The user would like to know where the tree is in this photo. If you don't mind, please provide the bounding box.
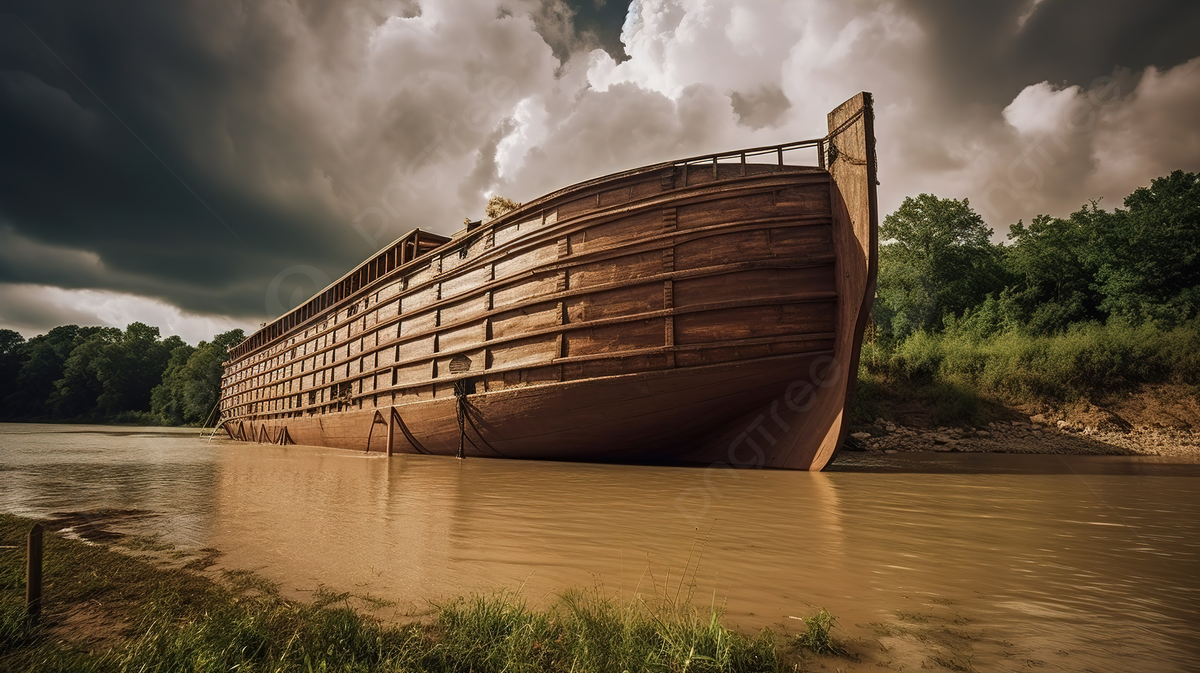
[1003,211,1103,332]
[1087,170,1200,324]
[3,325,104,418]
[873,194,1008,339]
[151,343,197,425]
[0,330,25,413]
[48,327,120,418]
[151,328,244,425]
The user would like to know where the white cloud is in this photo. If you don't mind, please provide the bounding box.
[1003,81,1085,137]
[976,56,1200,225]
[0,284,252,345]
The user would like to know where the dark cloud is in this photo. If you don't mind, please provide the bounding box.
[896,0,1200,105]
[0,0,1196,339]
[730,85,791,130]
[0,2,366,321]
[0,0,573,327]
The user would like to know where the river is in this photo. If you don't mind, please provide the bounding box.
[1,423,1197,671]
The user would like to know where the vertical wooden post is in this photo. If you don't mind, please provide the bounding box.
[27,523,43,622]
[386,406,395,457]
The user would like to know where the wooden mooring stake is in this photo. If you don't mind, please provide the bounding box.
[27,523,43,622]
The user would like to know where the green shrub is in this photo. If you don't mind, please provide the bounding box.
[851,320,1200,425]
[793,608,846,656]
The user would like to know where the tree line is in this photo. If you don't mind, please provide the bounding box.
[858,169,1199,425]
[874,169,1199,341]
[0,324,244,426]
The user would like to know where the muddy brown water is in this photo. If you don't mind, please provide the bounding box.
[2,423,1198,671]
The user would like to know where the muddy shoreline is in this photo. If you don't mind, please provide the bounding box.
[847,417,1200,459]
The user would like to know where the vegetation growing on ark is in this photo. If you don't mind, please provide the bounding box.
[484,194,522,220]
[0,513,841,672]
[854,170,1200,425]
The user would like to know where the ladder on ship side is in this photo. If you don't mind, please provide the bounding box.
[199,402,223,441]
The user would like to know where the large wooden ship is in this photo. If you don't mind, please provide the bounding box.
[218,92,878,471]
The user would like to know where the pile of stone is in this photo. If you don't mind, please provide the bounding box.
[846,416,1200,457]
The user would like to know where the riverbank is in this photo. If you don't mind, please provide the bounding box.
[0,511,1048,673]
[849,372,1200,458]
[846,415,1200,459]
[0,512,858,672]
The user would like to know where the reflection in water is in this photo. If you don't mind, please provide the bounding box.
[2,423,1199,671]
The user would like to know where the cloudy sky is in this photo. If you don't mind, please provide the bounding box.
[1,0,1198,344]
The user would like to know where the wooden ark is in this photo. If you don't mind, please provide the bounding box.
[218,92,878,470]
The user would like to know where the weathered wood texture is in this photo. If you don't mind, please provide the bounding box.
[219,93,877,470]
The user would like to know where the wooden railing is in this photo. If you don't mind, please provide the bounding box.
[671,137,826,172]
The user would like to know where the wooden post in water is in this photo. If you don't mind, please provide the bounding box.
[26,523,42,622]
[386,406,395,457]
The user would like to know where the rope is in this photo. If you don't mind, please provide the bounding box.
[825,106,872,167]
[454,380,468,459]
[463,405,511,458]
[392,407,430,454]
[451,379,510,458]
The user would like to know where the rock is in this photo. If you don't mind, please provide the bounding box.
[885,423,897,432]
[932,434,953,445]
[1057,420,1069,428]
[976,430,991,437]
[884,449,898,454]
[851,431,872,440]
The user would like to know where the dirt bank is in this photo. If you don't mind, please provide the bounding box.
[848,383,1200,459]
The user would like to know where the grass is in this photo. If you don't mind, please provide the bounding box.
[791,608,846,657]
[0,513,845,672]
[851,319,1200,426]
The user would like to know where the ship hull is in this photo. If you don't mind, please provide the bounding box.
[219,93,878,471]
[227,349,842,468]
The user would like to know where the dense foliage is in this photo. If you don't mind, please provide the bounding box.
[0,324,243,426]
[874,171,1199,340]
[862,170,1200,422]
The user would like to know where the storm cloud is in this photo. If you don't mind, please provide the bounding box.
[0,0,1197,340]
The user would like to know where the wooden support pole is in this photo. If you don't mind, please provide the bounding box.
[386,407,395,457]
[27,523,42,622]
